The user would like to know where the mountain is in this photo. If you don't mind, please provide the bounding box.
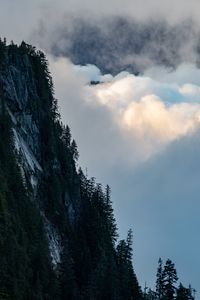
[0,39,195,300]
[0,39,143,299]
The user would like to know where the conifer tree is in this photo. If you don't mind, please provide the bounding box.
[156,258,164,300]
[62,125,72,148]
[116,231,142,300]
[176,283,194,300]
[104,185,118,244]
[163,259,178,300]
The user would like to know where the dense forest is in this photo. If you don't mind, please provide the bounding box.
[0,39,195,299]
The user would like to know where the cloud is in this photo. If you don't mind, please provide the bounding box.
[54,61,200,161]
[31,14,200,77]
[74,64,113,82]
[2,0,200,53]
[49,57,200,170]
[28,0,200,24]
[1,1,200,76]
[145,63,200,85]
[0,1,43,43]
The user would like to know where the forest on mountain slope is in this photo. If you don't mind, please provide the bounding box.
[0,39,195,300]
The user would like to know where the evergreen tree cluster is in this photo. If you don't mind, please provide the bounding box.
[145,258,195,300]
[0,39,195,299]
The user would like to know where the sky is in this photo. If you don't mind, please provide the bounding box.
[1,0,200,295]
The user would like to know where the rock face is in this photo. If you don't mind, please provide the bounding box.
[0,41,142,300]
[0,42,68,267]
[1,48,42,185]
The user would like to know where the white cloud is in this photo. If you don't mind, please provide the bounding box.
[145,63,200,85]
[74,64,113,83]
[83,65,200,159]
[49,57,200,163]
